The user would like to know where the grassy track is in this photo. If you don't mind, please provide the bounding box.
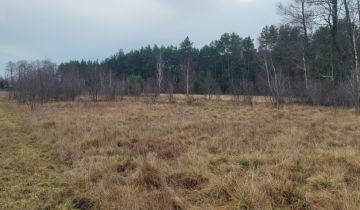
[0,100,76,209]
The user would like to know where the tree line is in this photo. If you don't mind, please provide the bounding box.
[4,0,360,111]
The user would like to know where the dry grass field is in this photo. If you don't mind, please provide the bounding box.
[0,92,83,209]
[1,92,360,209]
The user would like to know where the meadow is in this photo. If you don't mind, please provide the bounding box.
[1,93,360,209]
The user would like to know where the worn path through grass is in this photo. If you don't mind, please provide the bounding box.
[0,99,78,209]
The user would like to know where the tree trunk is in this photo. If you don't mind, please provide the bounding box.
[331,0,339,80]
[263,55,272,90]
[157,53,163,96]
[186,58,190,96]
[109,70,112,90]
[344,0,356,71]
[303,53,308,89]
[301,0,309,89]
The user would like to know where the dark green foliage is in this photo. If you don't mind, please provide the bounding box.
[54,22,359,102]
[8,8,360,108]
[58,34,257,94]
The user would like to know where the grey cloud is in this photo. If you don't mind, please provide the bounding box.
[0,0,285,75]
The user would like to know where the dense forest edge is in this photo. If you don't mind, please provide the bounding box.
[1,0,360,112]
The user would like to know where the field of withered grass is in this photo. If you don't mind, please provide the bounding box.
[26,96,360,209]
[0,92,82,210]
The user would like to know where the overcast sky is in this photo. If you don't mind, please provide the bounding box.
[0,0,286,76]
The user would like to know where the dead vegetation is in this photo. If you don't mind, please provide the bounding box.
[0,94,83,210]
[11,96,360,209]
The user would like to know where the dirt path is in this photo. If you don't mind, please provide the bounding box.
[0,100,76,209]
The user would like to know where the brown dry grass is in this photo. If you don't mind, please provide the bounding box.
[0,94,82,210]
[23,96,360,209]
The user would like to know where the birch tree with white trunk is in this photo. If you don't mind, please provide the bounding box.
[278,0,315,89]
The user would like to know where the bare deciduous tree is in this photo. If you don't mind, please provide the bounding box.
[156,52,164,97]
[180,56,194,98]
[86,65,101,102]
[278,0,315,89]
[143,78,157,103]
[164,69,176,103]
[5,61,16,99]
[342,0,360,112]
[203,71,219,100]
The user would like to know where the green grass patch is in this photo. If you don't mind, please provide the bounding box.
[313,178,332,190]
[0,100,81,210]
[0,101,9,111]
